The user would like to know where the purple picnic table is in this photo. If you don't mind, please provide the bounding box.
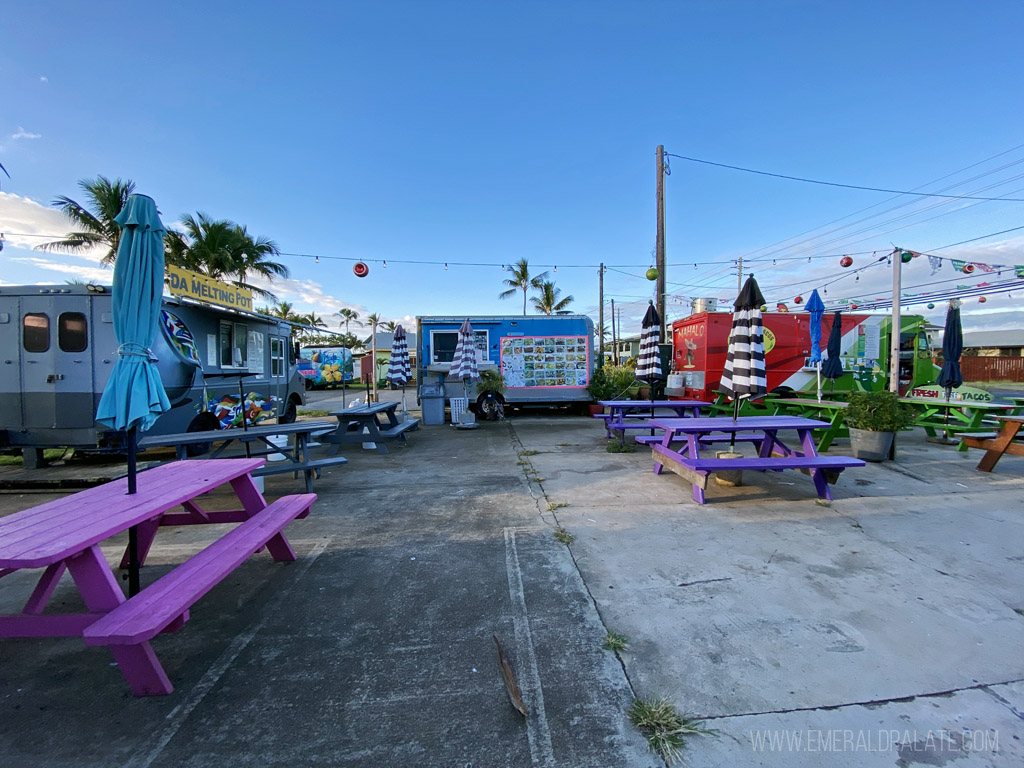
[647,415,864,504]
[594,400,711,439]
[0,458,315,696]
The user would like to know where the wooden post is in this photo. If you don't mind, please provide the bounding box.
[598,262,604,365]
[656,145,667,342]
[889,249,901,393]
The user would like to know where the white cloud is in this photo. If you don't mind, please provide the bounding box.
[11,127,41,140]
[40,76,48,83]
[9,256,112,284]
[0,192,106,262]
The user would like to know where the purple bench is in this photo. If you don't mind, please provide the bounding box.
[635,434,764,447]
[83,493,316,695]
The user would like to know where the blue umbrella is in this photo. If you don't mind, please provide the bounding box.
[936,300,963,439]
[95,194,171,594]
[805,290,825,400]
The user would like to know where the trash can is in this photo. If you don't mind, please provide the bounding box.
[420,383,446,426]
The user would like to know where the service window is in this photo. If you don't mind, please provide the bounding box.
[58,312,88,352]
[430,329,489,364]
[23,313,49,353]
[270,337,285,377]
[219,321,248,368]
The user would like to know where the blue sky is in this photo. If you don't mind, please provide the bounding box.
[2,1,1023,335]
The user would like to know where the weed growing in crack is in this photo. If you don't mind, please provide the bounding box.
[554,527,575,545]
[606,440,637,453]
[519,450,539,456]
[602,631,628,652]
[627,696,715,765]
[546,501,568,512]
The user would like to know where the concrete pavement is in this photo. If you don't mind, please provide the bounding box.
[1,411,1022,766]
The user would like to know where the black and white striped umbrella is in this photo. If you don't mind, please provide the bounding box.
[720,275,767,415]
[635,302,663,383]
[449,319,480,383]
[386,324,411,386]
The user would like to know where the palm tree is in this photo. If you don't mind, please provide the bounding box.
[230,225,289,294]
[336,308,360,334]
[499,258,549,315]
[270,301,302,322]
[531,281,574,315]
[39,176,136,265]
[381,320,398,333]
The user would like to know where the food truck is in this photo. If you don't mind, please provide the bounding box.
[415,314,595,414]
[298,345,354,389]
[666,310,993,402]
[0,284,307,465]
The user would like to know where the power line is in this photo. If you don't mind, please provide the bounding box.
[664,153,1024,202]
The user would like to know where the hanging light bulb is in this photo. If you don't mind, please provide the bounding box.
[444,263,448,270]
[501,264,505,271]
[382,260,387,268]
[772,259,776,265]
[693,263,698,270]
[315,255,319,263]
[823,286,828,294]
[855,275,860,282]
[553,265,557,272]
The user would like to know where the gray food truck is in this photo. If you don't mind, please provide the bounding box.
[0,284,307,466]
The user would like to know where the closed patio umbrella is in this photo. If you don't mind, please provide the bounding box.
[805,289,825,401]
[935,299,963,442]
[386,324,412,409]
[635,301,663,385]
[820,310,845,394]
[720,275,767,423]
[95,194,171,595]
[449,319,480,421]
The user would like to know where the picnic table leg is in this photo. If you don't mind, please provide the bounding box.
[816,411,844,452]
[67,545,173,696]
[957,411,986,453]
[976,421,1020,472]
[118,517,161,570]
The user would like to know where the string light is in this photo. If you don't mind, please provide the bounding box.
[444,263,448,270]
[553,265,557,272]
[315,255,319,263]
[382,260,387,268]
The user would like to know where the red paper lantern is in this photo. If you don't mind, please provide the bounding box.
[840,256,853,268]
[353,262,369,278]
[962,264,974,274]
[794,296,803,304]
[978,296,987,303]
[850,303,858,310]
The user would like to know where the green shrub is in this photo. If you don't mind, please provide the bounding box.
[845,390,916,432]
[478,368,506,395]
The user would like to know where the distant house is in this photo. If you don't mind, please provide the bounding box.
[962,330,1024,357]
[358,331,418,383]
[611,334,641,363]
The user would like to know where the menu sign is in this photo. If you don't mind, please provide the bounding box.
[500,335,589,388]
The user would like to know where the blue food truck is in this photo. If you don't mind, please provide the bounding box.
[0,284,307,466]
[415,314,595,418]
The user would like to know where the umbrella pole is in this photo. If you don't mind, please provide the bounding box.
[125,426,141,596]
[817,363,822,402]
[238,377,251,458]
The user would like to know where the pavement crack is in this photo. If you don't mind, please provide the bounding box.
[677,578,732,587]
[700,677,1024,722]
[979,684,1024,721]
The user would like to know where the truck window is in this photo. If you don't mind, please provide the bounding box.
[23,313,49,353]
[58,312,88,352]
[271,336,285,376]
[219,321,248,368]
[430,329,488,363]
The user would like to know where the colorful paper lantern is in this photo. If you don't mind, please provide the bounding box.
[978,296,987,303]
[962,264,974,274]
[927,303,935,309]
[850,303,858,310]
[900,251,914,263]
[646,267,659,281]
[839,256,853,268]
[353,262,369,278]
[794,296,803,304]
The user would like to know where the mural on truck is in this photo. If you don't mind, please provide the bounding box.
[205,391,281,429]
[302,347,354,387]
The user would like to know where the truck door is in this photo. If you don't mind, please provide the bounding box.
[0,301,23,429]
[19,295,96,429]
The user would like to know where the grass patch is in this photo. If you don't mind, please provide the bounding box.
[0,449,70,466]
[297,409,331,417]
[606,440,637,453]
[546,501,568,512]
[554,527,575,545]
[602,631,628,652]
[1015,608,1024,617]
[516,460,530,467]
[628,696,715,765]
[557,442,572,447]
[519,449,539,456]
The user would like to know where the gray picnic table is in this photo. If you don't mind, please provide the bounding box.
[138,420,345,493]
[323,401,420,455]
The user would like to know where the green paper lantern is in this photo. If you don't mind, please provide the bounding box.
[927,303,935,309]
[900,251,914,263]
[645,267,659,281]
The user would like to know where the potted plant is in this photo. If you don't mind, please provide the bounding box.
[586,367,618,415]
[844,390,916,461]
[475,369,507,420]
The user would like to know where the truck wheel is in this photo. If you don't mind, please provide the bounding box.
[303,378,313,391]
[278,396,299,424]
[184,412,221,457]
[476,392,505,421]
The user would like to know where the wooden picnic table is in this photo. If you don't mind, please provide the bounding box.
[138,420,345,493]
[1001,395,1024,416]
[957,415,1024,472]
[769,397,849,452]
[0,459,315,696]
[647,415,864,505]
[898,398,1018,452]
[323,401,420,455]
[594,400,710,440]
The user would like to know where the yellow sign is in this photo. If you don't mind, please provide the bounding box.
[763,327,775,354]
[166,265,253,312]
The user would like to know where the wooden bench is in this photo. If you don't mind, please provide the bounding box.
[83,493,315,694]
[651,443,863,504]
[955,416,1024,472]
[634,434,764,446]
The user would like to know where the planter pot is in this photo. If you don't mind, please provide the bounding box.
[587,403,604,417]
[848,427,894,462]
[637,385,652,400]
[714,450,744,486]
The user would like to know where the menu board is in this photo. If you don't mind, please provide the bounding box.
[500,335,589,388]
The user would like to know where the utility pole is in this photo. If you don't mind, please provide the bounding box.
[598,262,605,364]
[889,248,902,393]
[606,299,614,364]
[656,145,667,340]
[737,256,743,292]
